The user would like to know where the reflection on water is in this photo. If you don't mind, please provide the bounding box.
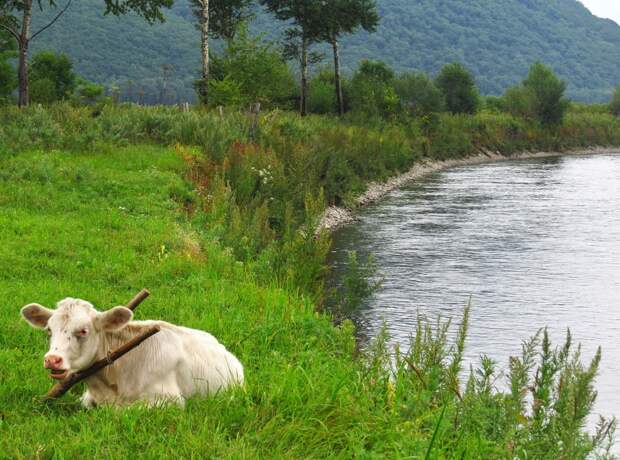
[330,153,620,425]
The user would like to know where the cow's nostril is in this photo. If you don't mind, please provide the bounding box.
[44,355,64,370]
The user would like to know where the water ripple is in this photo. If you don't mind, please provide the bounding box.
[330,153,620,425]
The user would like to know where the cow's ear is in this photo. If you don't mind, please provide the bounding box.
[21,303,54,329]
[95,307,133,331]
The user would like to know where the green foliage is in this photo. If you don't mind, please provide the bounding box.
[435,62,480,115]
[205,27,297,108]
[320,0,379,42]
[504,62,570,127]
[29,51,76,104]
[394,72,444,117]
[334,251,382,316]
[349,60,399,118]
[29,78,58,104]
[0,30,16,103]
[610,85,620,117]
[207,0,254,40]
[0,105,618,457]
[308,70,338,114]
[73,79,106,105]
[24,0,620,103]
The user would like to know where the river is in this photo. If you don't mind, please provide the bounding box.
[330,152,620,427]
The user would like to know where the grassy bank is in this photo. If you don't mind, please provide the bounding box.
[0,105,617,458]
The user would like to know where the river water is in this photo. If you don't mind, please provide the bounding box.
[330,152,620,426]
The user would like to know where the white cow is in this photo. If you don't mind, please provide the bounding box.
[21,297,244,407]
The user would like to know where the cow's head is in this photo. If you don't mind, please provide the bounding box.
[21,298,133,379]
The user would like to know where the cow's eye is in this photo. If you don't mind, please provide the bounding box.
[75,328,88,338]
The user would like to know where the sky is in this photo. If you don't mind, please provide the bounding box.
[579,0,620,25]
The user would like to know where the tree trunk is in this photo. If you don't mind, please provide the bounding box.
[17,0,33,108]
[300,35,308,117]
[332,38,344,116]
[199,0,210,105]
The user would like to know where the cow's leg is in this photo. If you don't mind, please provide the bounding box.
[143,374,185,407]
[80,390,97,409]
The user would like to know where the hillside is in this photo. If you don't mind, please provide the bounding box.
[32,0,620,103]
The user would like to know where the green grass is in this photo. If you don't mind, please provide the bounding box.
[0,146,360,458]
[0,108,616,458]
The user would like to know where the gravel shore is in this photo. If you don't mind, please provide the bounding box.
[317,146,619,233]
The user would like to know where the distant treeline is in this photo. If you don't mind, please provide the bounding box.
[5,0,620,103]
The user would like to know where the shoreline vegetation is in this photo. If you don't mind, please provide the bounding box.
[1,103,619,457]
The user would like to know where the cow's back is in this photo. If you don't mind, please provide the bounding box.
[173,325,244,396]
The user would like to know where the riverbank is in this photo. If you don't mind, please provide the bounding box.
[318,146,620,232]
[0,104,617,458]
[327,151,620,450]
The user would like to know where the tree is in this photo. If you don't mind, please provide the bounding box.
[349,60,399,118]
[0,0,172,107]
[504,62,570,126]
[209,0,253,41]
[394,72,444,117]
[0,29,16,102]
[208,27,296,108]
[29,51,75,103]
[523,62,569,126]
[319,0,378,115]
[435,62,479,114]
[191,0,254,105]
[74,79,105,105]
[260,0,323,116]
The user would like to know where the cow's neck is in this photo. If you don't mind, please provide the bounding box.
[87,323,152,393]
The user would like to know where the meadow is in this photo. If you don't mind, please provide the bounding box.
[0,104,618,458]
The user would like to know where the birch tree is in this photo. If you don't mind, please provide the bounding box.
[320,0,378,115]
[191,0,254,105]
[260,0,323,116]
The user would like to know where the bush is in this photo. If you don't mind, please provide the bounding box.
[504,62,570,127]
[72,79,106,105]
[394,72,444,117]
[198,27,296,108]
[29,51,76,104]
[308,70,338,115]
[610,85,620,116]
[349,60,399,118]
[435,62,480,114]
[29,78,58,104]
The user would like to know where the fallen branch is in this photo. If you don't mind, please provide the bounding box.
[43,289,155,400]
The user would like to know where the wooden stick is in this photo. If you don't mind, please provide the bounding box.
[43,326,160,400]
[127,288,150,311]
[43,288,154,400]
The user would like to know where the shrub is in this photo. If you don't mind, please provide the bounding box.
[505,62,570,127]
[308,70,337,114]
[435,62,480,114]
[198,26,297,108]
[73,79,106,105]
[482,95,504,113]
[29,51,76,103]
[349,60,399,118]
[394,72,444,117]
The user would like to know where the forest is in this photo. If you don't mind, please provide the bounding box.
[2,0,619,103]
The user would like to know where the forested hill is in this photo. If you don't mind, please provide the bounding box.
[33,0,620,103]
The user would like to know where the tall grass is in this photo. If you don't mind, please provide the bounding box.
[0,104,617,457]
